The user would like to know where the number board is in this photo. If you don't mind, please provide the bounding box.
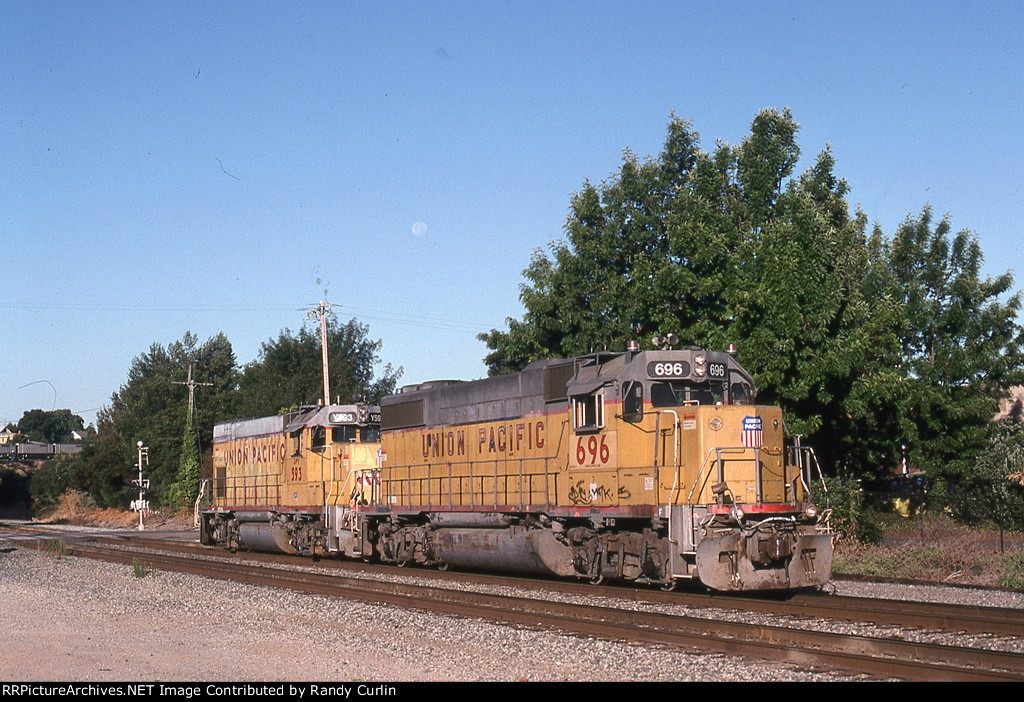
[707,362,727,378]
[329,410,381,425]
[574,431,618,468]
[647,361,691,379]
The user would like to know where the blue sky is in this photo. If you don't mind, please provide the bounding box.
[2,1,1022,428]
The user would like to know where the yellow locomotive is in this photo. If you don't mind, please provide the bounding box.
[199,342,833,591]
[371,342,832,591]
[199,403,382,555]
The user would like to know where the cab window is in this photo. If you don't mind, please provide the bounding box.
[730,381,753,405]
[573,389,605,432]
[332,425,382,443]
[622,381,643,422]
[651,381,725,407]
[311,426,326,450]
[332,426,359,443]
[651,381,687,407]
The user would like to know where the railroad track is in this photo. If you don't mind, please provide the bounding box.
[9,524,1024,682]
[30,526,1022,640]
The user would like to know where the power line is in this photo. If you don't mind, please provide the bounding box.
[0,302,496,333]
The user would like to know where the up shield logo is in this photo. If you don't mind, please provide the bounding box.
[742,416,763,448]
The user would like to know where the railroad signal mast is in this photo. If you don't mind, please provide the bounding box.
[131,440,150,531]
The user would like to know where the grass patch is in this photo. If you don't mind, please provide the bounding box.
[131,556,156,579]
[44,538,66,560]
[999,553,1024,590]
[834,514,1024,587]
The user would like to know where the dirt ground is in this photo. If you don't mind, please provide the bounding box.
[39,491,195,531]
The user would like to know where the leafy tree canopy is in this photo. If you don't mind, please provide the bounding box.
[24,317,399,513]
[236,316,401,418]
[100,331,239,506]
[480,109,1024,478]
[17,408,85,443]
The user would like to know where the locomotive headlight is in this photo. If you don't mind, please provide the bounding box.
[694,353,706,365]
[694,366,706,377]
[803,504,818,520]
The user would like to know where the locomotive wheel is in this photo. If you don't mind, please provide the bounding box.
[588,574,604,585]
[660,578,678,592]
[437,561,450,572]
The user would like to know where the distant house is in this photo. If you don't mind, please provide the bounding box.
[0,425,15,445]
[997,386,1024,421]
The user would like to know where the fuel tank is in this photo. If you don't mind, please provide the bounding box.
[237,522,297,554]
[430,526,575,577]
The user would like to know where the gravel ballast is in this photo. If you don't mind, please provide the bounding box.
[1,545,879,682]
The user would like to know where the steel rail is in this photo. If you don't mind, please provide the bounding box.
[27,537,1024,682]
[8,522,1024,638]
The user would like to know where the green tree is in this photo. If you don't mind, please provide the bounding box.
[100,331,239,507]
[236,317,401,417]
[480,109,1024,482]
[480,109,900,472]
[888,208,1024,477]
[17,409,85,443]
[951,415,1024,530]
[172,407,202,510]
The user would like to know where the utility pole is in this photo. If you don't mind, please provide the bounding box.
[173,364,213,419]
[306,300,334,406]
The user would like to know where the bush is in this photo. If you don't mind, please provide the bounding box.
[28,456,81,515]
[821,474,882,544]
[1000,552,1024,590]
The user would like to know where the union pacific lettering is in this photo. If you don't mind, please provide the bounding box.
[218,438,287,469]
[476,420,545,456]
[422,430,467,458]
[413,420,547,461]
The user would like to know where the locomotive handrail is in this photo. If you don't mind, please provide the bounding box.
[653,410,681,506]
[786,444,829,508]
[375,456,558,510]
[204,472,282,508]
[689,446,736,505]
[193,479,208,527]
[324,446,337,532]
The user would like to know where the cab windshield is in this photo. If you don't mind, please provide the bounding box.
[650,381,725,407]
[332,426,381,443]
